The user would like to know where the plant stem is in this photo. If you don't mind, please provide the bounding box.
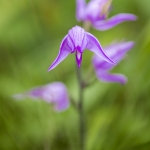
[76,21,92,150]
[76,66,85,150]
[83,21,91,31]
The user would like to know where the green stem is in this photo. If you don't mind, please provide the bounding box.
[76,65,85,150]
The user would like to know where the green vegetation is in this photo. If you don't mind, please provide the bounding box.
[0,0,150,149]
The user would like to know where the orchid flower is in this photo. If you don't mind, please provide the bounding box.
[48,26,114,71]
[92,41,134,84]
[76,0,137,30]
[13,82,69,112]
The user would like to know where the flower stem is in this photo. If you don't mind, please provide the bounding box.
[76,66,85,150]
[83,21,91,31]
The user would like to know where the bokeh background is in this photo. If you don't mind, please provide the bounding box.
[0,0,150,149]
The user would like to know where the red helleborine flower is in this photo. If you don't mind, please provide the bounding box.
[92,41,134,84]
[76,0,137,31]
[48,25,115,71]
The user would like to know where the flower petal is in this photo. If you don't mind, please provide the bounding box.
[86,32,115,64]
[104,41,134,63]
[48,35,71,71]
[54,97,70,112]
[76,0,86,21]
[85,0,106,22]
[28,87,43,98]
[68,26,87,52]
[76,50,82,68]
[93,13,137,30]
[96,71,127,84]
[42,82,70,111]
[12,87,43,100]
[93,41,134,70]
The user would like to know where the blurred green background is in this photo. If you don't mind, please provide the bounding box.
[0,0,150,149]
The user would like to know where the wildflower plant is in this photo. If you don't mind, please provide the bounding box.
[13,0,137,150]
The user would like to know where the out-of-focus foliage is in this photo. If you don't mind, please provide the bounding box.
[0,0,150,150]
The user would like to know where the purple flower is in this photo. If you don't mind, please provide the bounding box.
[92,41,134,84]
[48,26,114,71]
[13,82,69,112]
[76,0,137,30]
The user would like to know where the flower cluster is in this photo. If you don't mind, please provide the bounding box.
[48,0,136,85]
[13,0,136,112]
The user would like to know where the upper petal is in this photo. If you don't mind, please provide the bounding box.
[86,32,115,64]
[93,13,137,30]
[48,35,71,71]
[68,26,87,52]
[76,0,86,21]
